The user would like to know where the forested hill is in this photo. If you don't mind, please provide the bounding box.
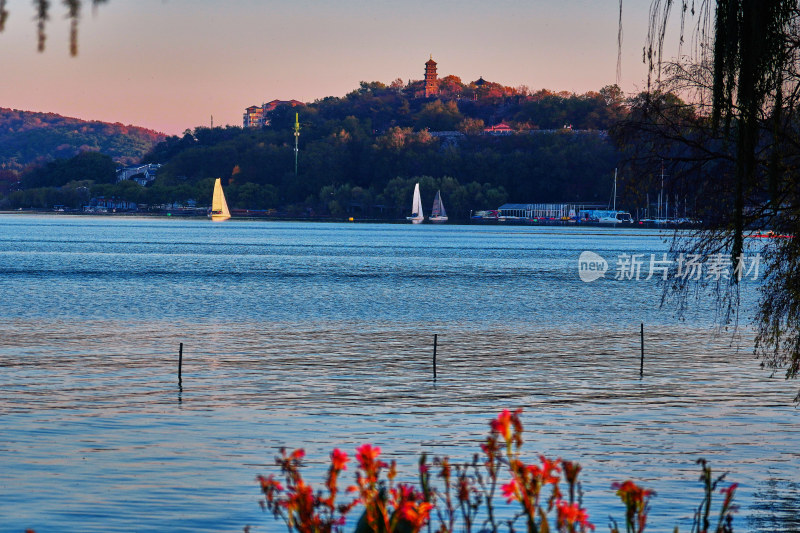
[136,80,626,218]
[2,80,633,217]
[0,108,165,171]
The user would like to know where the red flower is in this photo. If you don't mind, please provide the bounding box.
[331,448,348,471]
[556,500,595,531]
[257,474,284,492]
[256,474,284,505]
[501,478,519,503]
[398,501,434,529]
[356,443,381,469]
[491,409,513,440]
[539,455,561,484]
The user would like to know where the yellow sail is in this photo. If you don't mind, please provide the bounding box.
[210,178,231,221]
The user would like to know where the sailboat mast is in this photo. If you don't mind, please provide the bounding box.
[613,168,617,212]
[293,112,300,176]
[659,161,664,220]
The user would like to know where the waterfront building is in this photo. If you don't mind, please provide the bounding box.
[497,203,604,220]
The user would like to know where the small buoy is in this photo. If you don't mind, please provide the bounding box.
[349,217,354,222]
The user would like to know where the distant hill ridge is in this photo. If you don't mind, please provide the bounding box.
[0,108,166,171]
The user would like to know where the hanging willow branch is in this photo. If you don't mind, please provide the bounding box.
[619,1,800,395]
[65,0,80,56]
[35,0,49,53]
[643,1,795,267]
[0,0,107,56]
[0,1,8,32]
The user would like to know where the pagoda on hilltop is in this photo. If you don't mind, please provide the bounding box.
[424,55,439,98]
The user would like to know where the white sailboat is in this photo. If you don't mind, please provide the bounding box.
[209,178,231,221]
[429,190,448,223]
[407,183,424,224]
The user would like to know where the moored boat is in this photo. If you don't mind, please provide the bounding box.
[407,183,424,224]
[209,178,231,221]
[429,190,448,223]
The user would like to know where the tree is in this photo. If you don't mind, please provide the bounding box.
[625,1,800,397]
[21,151,116,188]
[414,100,463,131]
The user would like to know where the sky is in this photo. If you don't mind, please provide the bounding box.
[0,0,687,136]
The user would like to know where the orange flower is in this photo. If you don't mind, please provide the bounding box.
[256,474,284,504]
[398,501,434,529]
[257,474,283,492]
[612,480,654,533]
[356,443,381,469]
[612,480,655,507]
[556,500,595,531]
[331,448,348,471]
[490,409,513,440]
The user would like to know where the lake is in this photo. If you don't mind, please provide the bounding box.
[0,215,797,532]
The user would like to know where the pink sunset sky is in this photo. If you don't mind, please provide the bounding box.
[0,0,686,136]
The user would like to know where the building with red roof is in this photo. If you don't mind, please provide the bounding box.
[243,100,304,128]
[484,122,514,135]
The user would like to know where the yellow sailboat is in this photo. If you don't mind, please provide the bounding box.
[209,178,231,221]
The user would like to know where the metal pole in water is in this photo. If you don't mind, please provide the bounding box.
[433,334,438,382]
[179,342,183,385]
[640,323,644,377]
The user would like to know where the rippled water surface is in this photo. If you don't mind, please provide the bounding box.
[0,215,798,532]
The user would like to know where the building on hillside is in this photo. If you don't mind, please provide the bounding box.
[471,77,487,100]
[243,99,304,128]
[243,106,265,128]
[116,163,162,186]
[424,55,439,98]
[484,122,514,135]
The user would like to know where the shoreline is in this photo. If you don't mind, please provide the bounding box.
[0,210,696,228]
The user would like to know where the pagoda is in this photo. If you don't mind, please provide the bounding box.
[424,55,439,98]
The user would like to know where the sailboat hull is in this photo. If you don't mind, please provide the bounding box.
[407,216,424,224]
[429,216,448,224]
[210,213,230,222]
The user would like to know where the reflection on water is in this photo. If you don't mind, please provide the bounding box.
[0,215,798,533]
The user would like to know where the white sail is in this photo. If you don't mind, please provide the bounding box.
[430,190,448,223]
[407,183,424,224]
[210,178,231,221]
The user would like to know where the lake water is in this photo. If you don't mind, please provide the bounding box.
[0,215,798,533]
